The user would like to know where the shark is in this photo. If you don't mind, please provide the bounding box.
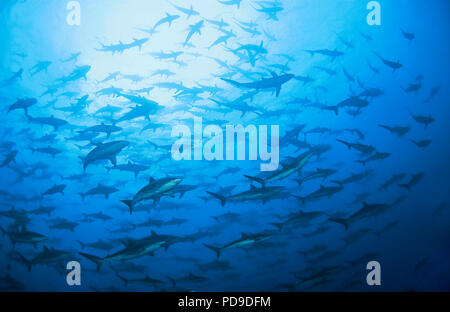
[304,49,344,61]
[329,201,395,230]
[83,140,130,171]
[336,139,376,155]
[105,161,150,178]
[221,72,294,97]
[294,185,344,204]
[153,13,180,30]
[121,177,183,214]
[184,20,204,45]
[207,185,287,207]
[373,52,402,73]
[378,124,410,137]
[79,230,180,270]
[17,246,73,271]
[0,226,47,247]
[170,3,200,19]
[7,98,37,115]
[244,150,313,187]
[30,61,52,76]
[271,210,326,230]
[204,231,273,258]
[79,184,119,200]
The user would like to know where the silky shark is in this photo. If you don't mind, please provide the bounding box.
[221,72,294,97]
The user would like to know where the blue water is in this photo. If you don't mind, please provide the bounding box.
[0,0,449,291]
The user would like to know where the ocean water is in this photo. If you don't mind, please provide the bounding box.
[0,0,449,292]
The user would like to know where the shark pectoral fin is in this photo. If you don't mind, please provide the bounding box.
[275,86,281,97]
[110,156,117,167]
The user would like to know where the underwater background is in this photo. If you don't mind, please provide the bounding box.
[0,0,449,292]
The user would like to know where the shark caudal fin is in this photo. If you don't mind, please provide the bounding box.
[203,244,221,258]
[206,191,227,207]
[120,200,134,215]
[243,175,266,187]
[17,252,32,272]
[79,252,104,271]
[78,193,86,201]
[328,217,350,230]
[77,240,86,249]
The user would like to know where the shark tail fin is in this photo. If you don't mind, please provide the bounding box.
[206,191,227,207]
[243,175,266,187]
[77,240,86,249]
[79,252,104,271]
[17,252,32,272]
[203,244,221,258]
[78,193,86,201]
[328,217,350,230]
[121,200,134,215]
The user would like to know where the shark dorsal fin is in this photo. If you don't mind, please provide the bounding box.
[320,185,325,189]
[250,184,257,190]
[43,246,48,252]
[150,230,157,236]
[128,161,132,165]
[362,202,369,207]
